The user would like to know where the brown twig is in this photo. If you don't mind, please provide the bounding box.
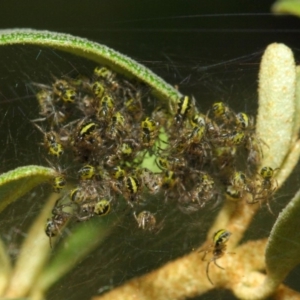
[93,239,267,300]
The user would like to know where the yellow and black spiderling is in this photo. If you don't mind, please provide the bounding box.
[94,66,115,82]
[124,175,140,203]
[111,166,127,180]
[125,176,140,194]
[53,79,69,96]
[160,170,176,190]
[190,113,206,128]
[107,111,126,139]
[175,95,192,124]
[236,112,249,130]
[226,171,249,200]
[97,94,115,119]
[45,197,72,248]
[211,102,235,126]
[61,88,77,103]
[78,122,98,139]
[155,156,170,171]
[248,166,278,213]
[70,187,85,204]
[119,143,133,156]
[199,229,232,285]
[141,117,159,148]
[134,211,156,231]
[32,123,64,158]
[92,81,105,98]
[94,199,111,216]
[52,176,66,193]
[45,214,69,248]
[78,164,96,180]
[189,172,216,206]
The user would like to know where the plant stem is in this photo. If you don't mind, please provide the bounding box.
[93,239,267,300]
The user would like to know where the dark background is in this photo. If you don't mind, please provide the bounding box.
[0,1,300,299]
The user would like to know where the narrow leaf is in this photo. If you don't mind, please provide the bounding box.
[272,0,300,18]
[265,188,300,285]
[256,43,296,169]
[0,165,56,213]
[0,29,181,104]
[4,194,58,298]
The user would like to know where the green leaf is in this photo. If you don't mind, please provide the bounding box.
[272,0,300,17]
[141,129,168,172]
[256,43,296,169]
[0,165,56,213]
[265,188,300,287]
[293,66,300,140]
[4,194,57,298]
[0,29,181,104]
[0,239,12,295]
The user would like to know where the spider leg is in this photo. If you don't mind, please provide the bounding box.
[206,260,214,285]
[213,258,225,270]
[247,194,264,207]
[49,235,53,249]
[265,199,275,215]
[199,245,213,261]
[251,194,275,215]
[201,251,208,261]
[48,222,61,249]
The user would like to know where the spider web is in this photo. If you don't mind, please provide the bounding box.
[0,4,300,300]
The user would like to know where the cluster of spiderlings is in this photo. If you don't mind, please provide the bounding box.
[153,98,278,213]
[32,66,277,245]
